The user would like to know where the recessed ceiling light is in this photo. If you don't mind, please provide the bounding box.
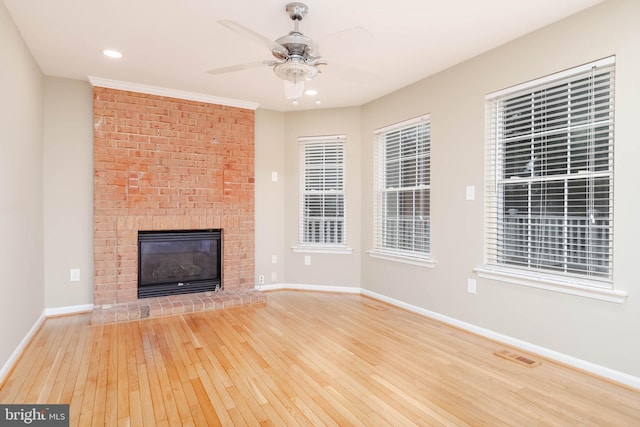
[305,89,318,96]
[102,49,123,59]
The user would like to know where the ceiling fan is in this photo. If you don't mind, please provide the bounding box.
[208,2,327,100]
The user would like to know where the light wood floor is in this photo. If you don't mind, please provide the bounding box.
[1,291,638,426]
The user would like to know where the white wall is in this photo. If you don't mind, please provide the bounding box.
[43,77,94,308]
[0,1,45,373]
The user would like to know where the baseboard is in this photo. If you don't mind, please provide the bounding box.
[255,283,640,390]
[0,312,46,387]
[256,283,361,294]
[359,288,640,391]
[44,304,94,317]
[0,304,94,386]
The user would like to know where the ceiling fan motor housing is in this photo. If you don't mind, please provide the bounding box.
[273,32,314,58]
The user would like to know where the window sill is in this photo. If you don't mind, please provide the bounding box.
[368,250,436,268]
[473,266,627,303]
[292,245,353,255]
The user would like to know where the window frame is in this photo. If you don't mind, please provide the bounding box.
[294,134,350,253]
[369,115,434,267]
[476,56,627,303]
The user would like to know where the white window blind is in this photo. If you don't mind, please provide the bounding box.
[373,116,431,259]
[485,57,615,287]
[299,135,346,246]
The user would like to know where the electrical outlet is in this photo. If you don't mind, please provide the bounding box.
[70,269,80,282]
[467,278,477,294]
[272,255,278,264]
[258,274,265,285]
[304,255,311,266]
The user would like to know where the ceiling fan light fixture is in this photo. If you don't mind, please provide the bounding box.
[283,79,305,99]
[273,61,318,82]
[274,60,318,99]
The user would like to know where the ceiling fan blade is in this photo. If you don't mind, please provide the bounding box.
[218,20,288,58]
[317,26,374,55]
[329,62,379,85]
[206,61,266,75]
[319,26,374,43]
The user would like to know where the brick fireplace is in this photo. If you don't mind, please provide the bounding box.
[91,86,263,323]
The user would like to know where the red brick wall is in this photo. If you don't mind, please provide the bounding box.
[93,87,255,305]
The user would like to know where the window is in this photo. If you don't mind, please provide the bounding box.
[484,57,615,289]
[372,116,431,263]
[298,135,346,248]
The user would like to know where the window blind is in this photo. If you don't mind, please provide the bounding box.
[485,57,614,286]
[299,135,346,246]
[373,116,431,259]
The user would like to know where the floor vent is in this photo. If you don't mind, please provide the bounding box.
[364,302,389,311]
[494,350,541,367]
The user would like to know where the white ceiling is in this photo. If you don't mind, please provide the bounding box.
[4,0,603,112]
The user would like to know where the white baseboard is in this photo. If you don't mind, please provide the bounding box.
[256,283,640,390]
[1,304,94,385]
[44,304,94,317]
[256,283,360,294]
[0,312,46,385]
[359,288,640,390]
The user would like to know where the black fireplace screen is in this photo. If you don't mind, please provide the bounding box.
[138,229,221,298]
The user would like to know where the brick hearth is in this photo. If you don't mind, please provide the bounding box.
[92,87,258,323]
[90,289,265,325]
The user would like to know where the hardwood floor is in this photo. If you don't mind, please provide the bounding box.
[1,291,638,426]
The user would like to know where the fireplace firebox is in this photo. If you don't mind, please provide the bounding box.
[137,229,222,299]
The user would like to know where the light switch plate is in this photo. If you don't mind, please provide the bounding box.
[467,278,477,294]
[466,185,475,201]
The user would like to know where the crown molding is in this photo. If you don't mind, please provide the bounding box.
[87,76,259,111]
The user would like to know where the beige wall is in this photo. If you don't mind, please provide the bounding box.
[0,1,45,372]
[280,108,363,288]
[43,77,94,308]
[254,109,287,286]
[3,0,638,382]
[359,0,640,377]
